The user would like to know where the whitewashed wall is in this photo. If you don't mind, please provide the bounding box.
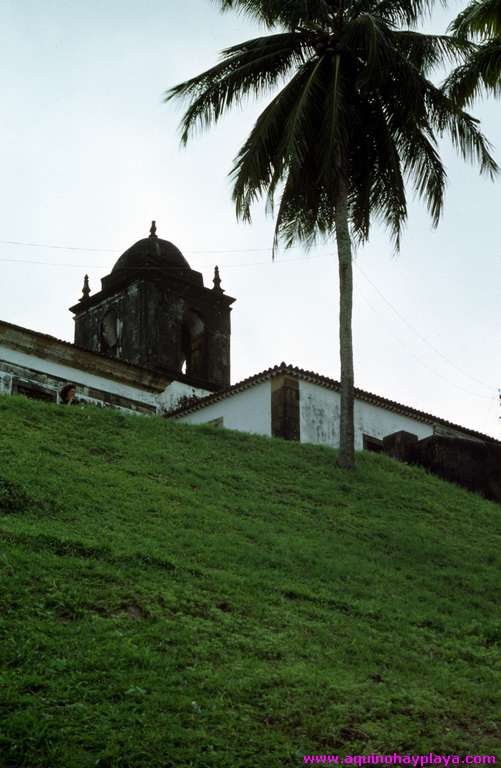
[174,381,272,436]
[158,381,212,413]
[299,380,434,450]
[0,344,158,409]
[0,371,13,395]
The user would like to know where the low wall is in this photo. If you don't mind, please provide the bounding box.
[383,431,501,504]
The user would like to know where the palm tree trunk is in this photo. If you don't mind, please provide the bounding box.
[335,178,355,469]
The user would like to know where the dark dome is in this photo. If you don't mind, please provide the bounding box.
[112,224,190,276]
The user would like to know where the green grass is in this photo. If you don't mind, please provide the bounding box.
[0,395,499,767]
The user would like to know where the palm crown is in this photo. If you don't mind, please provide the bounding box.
[166,0,497,251]
[166,0,497,469]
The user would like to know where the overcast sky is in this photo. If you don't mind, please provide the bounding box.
[1,0,500,438]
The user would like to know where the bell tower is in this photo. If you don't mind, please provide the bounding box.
[69,222,235,391]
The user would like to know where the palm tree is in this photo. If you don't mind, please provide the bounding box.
[166,0,497,470]
[446,0,501,106]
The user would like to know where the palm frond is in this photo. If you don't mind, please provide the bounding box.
[349,96,408,247]
[392,31,474,74]
[341,12,391,83]
[216,0,334,28]
[350,0,447,28]
[400,127,446,226]
[448,4,479,38]
[449,0,501,39]
[165,32,308,143]
[230,56,331,221]
[317,54,345,186]
[424,84,498,176]
[444,40,501,105]
[271,167,334,253]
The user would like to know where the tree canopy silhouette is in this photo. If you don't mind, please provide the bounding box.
[446,0,501,106]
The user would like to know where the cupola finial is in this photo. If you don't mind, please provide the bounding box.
[213,265,224,293]
[80,274,90,301]
[149,220,157,238]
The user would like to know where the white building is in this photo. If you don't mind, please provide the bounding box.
[168,362,497,450]
[0,319,209,414]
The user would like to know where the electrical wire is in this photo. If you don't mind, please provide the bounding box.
[1,236,498,398]
[481,391,501,433]
[0,237,331,269]
[0,254,327,269]
[0,240,118,253]
[354,261,497,392]
[356,286,495,402]
[0,238,331,256]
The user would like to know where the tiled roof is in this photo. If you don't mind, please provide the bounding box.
[167,361,500,444]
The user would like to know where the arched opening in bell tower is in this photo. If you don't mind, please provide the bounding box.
[180,309,205,378]
[100,309,120,355]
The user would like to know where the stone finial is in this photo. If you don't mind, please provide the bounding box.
[213,265,224,293]
[149,220,157,238]
[80,274,90,301]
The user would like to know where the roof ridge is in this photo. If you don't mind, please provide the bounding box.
[168,361,499,444]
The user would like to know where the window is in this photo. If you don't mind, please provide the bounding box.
[12,380,56,402]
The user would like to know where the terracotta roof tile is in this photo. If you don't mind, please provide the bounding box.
[168,362,500,444]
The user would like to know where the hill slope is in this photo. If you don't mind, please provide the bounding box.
[0,395,500,767]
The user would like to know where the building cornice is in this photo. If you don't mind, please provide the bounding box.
[0,320,171,393]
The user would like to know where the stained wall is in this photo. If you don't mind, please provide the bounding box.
[299,380,435,449]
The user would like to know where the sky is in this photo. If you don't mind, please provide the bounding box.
[1,0,500,439]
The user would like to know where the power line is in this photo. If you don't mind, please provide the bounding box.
[354,262,497,392]
[481,391,500,434]
[356,286,495,401]
[1,237,497,397]
[0,236,332,268]
[0,240,118,253]
[0,253,327,269]
[3,236,500,258]
[0,237,332,256]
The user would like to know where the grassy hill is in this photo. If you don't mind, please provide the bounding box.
[0,395,500,768]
